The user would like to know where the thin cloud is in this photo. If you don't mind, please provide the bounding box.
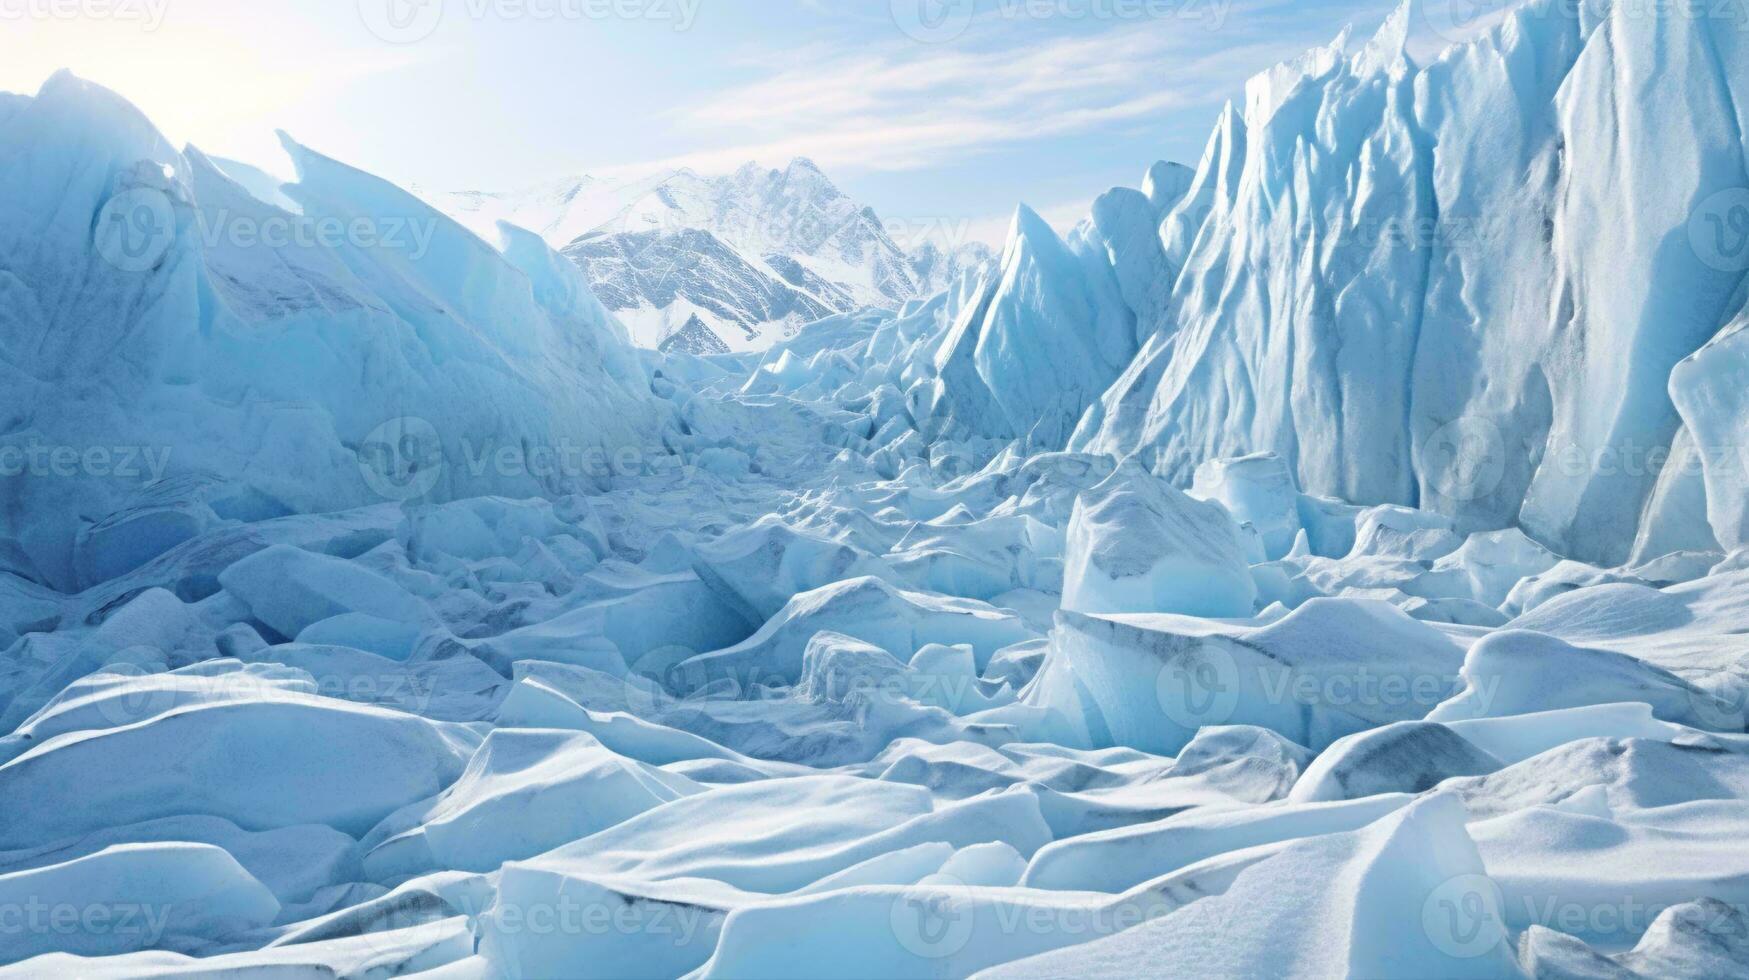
[592,10,1371,178]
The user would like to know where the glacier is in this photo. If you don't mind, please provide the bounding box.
[4,0,1749,977]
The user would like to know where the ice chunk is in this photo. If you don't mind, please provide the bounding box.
[294,612,424,662]
[1474,800,1749,948]
[0,843,278,964]
[1061,462,1256,618]
[1048,598,1466,754]
[1347,505,1464,562]
[1192,453,1304,560]
[1022,794,1411,894]
[1429,629,1741,730]
[478,571,754,676]
[983,794,1520,978]
[1445,737,1749,821]
[1288,721,1504,803]
[1671,305,1749,552]
[1430,528,1561,607]
[218,545,431,641]
[5,917,477,978]
[675,576,1034,689]
[0,693,476,849]
[690,516,888,624]
[359,729,701,878]
[0,815,356,906]
[483,872,743,979]
[1442,703,1687,767]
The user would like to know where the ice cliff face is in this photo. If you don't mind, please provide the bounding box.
[1074,0,1749,566]
[0,72,670,593]
[782,0,1747,567]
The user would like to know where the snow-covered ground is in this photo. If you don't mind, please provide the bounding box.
[5,0,1749,977]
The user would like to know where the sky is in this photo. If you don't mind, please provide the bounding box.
[1,0,1497,246]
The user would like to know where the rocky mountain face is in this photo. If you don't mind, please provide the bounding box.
[431,159,993,352]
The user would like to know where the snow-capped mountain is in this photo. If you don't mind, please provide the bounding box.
[427,159,993,352]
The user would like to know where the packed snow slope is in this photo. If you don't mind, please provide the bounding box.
[6,1,1749,978]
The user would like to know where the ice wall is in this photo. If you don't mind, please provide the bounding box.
[0,73,670,592]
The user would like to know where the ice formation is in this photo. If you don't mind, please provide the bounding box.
[5,0,1749,976]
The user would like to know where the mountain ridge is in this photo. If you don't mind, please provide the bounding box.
[426,159,993,352]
